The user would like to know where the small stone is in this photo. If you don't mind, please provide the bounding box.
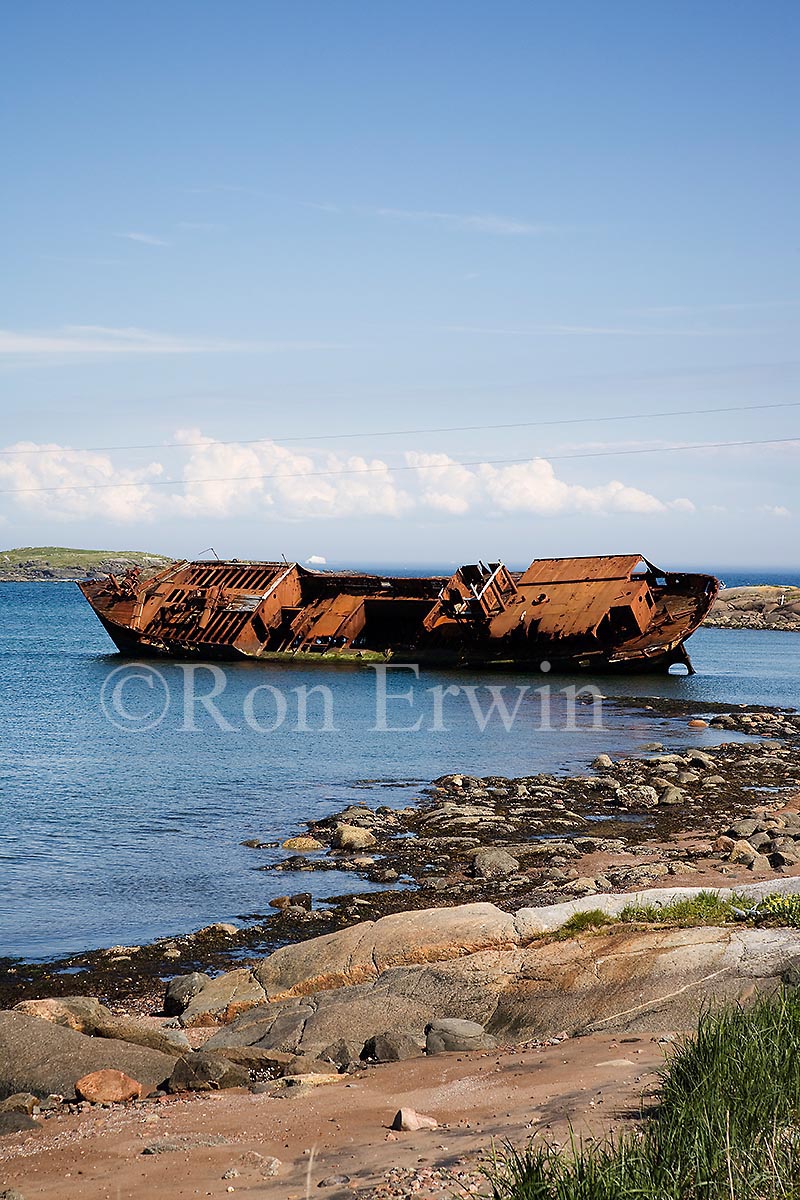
[592,754,614,771]
[688,719,708,729]
[222,1168,239,1180]
[75,1070,143,1104]
[318,1176,351,1188]
[391,1107,438,1131]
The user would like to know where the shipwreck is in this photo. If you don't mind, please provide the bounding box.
[79,554,719,674]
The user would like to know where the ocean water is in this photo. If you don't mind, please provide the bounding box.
[0,581,798,960]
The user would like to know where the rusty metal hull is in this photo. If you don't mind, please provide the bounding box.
[78,555,719,674]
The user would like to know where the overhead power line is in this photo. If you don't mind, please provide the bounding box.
[0,435,797,496]
[0,399,798,457]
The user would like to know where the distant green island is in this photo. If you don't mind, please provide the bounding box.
[0,546,174,581]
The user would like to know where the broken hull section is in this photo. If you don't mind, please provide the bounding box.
[78,555,719,674]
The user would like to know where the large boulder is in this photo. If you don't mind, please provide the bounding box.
[0,1012,177,1101]
[253,903,519,999]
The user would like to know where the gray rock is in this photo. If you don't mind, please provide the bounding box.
[425,1018,497,1054]
[361,1031,423,1062]
[332,825,377,851]
[592,754,614,770]
[167,1053,250,1093]
[0,1113,40,1137]
[0,1012,177,1101]
[471,849,520,879]
[178,969,266,1028]
[163,972,211,1017]
[321,1039,363,1069]
[729,820,762,840]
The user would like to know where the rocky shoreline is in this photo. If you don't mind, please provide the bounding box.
[2,700,800,1194]
[706,584,800,631]
[4,702,799,1012]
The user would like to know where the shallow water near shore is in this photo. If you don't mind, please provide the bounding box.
[1,582,798,960]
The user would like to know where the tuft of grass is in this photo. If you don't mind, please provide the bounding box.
[618,890,739,927]
[486,989,800,1199]
[553,910,615,939]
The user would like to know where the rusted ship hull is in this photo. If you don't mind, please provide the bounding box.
[78,555,719,674]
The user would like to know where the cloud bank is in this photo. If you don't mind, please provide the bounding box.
[0,432,696,525]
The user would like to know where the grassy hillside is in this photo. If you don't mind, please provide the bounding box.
[0,546,174,581]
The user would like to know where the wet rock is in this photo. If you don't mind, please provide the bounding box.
[471,849,520,879]
[425,1018,496,1054]
[361,1031,423,1062]
[75,1069,143,1104]
[163,972,211,1017]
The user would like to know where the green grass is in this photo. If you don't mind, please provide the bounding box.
[552,910,615,939]
[486,990,800,1199]
[618,890,741,928]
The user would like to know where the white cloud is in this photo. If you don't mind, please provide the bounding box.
[115,232,170,246]
[0,443,163,522]
[760,504,792,518]
[0,434,693,524]
[306,555,327,564]
[0,326,337,357]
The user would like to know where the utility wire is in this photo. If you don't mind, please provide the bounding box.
[0,435,797,496]
[0,399,798,456]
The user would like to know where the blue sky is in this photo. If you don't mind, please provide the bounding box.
[1,1,798,568]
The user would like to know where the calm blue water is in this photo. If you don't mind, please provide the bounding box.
[0,582,798,960]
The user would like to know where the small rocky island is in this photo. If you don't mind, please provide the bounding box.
[0,546,172,582]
